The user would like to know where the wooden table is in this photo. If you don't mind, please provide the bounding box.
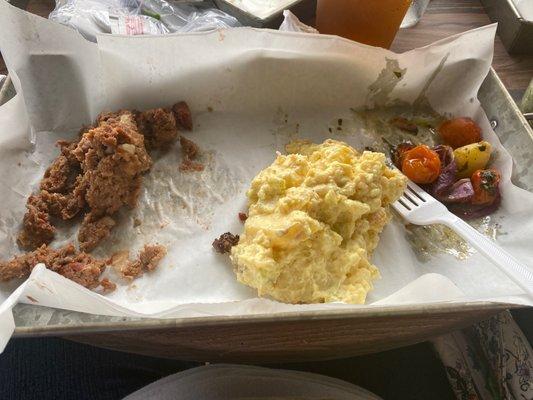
[392,0,533,102]
[2,0,532,100]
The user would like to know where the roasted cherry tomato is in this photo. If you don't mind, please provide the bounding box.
[438,117,482,149]
[392,142,415,168]
[471,169,501,205]
[401,145,441,184]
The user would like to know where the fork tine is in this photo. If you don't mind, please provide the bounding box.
[406,181,430,199]
[406,185,426,202]
[395,198,411,212]
[402,191,419,207]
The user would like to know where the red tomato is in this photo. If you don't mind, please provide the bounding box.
[438,117,482,149]
[401,145,441,184]
[471,169,501,205]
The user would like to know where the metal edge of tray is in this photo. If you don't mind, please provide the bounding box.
[480,0,533,54]
[0,76,14,105]
[1,66,530,337]
[12,301,518,337]
[480,68,533,191]
[483,67,533,140]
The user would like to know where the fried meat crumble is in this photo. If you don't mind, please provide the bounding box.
[212,232,239,254]
[2,102,193,291]
[17,103,191,252]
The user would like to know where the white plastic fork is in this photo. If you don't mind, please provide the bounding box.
[392,179,533,298]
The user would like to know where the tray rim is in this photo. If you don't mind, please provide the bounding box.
[12,301,518,337]
[2,66,531,337]
[504,0,533,25]
[480,0,533,54]
[486,67,533,139]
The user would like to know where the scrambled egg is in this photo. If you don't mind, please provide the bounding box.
[230,139,406,304]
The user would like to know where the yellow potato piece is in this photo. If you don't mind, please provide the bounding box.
[453,141,492,179]
[230,139,406,304]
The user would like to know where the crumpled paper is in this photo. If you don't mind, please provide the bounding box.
[0,1,532,353]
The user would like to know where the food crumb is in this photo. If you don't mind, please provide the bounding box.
[99,278,117,292]
[119,244,167,280]
[179,135,204,172]
[207,106,213,112]
[179,159,204,172]
[180,135,199,160]
[328,127,332,133]
[338,118,343,126]
[238,212,248,223]
[133,218,142,227]
[212,232,239,254]
[172,101,193,131]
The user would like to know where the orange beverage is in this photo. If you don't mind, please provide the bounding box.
[316,0,412,48]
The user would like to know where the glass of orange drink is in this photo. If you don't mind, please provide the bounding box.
[316,0,413,48]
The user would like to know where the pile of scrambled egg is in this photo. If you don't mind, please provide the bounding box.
[230,139,406,304]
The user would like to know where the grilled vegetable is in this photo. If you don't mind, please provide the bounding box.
[427,145,456,199]
[401,145,441,184]
[441,178,474,203]
[438,117,482,149]
[453,141,492,179]
[471,169,501,205]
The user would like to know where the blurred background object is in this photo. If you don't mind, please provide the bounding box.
[514,0,533,21]
[48,0,241,41]
[480,0,533,54]
[401,0,430,28]
[315,0,412,48]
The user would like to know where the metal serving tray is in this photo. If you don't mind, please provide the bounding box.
[1,68,532,362]
[480,0,533,54]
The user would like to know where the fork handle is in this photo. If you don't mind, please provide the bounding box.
[441,215,533,297]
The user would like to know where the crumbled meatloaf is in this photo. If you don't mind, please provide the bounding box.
[108,244,167,280]
[172,101,193,131]
[17,102,191,253]
[179,158,204,172]
[0,243,167,290]
[0,244,108,290]
[180,136,199,159]
[179,135,204,172]
[135,108,179,150]
[7,102,188,292]
[212,232,239,254]
[17,195,56,250]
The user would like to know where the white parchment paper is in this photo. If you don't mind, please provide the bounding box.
[0,1,532,351]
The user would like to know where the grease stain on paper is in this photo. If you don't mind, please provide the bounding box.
[271,107,300,148]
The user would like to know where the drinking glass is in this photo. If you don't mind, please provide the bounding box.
[315,0,412,48]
